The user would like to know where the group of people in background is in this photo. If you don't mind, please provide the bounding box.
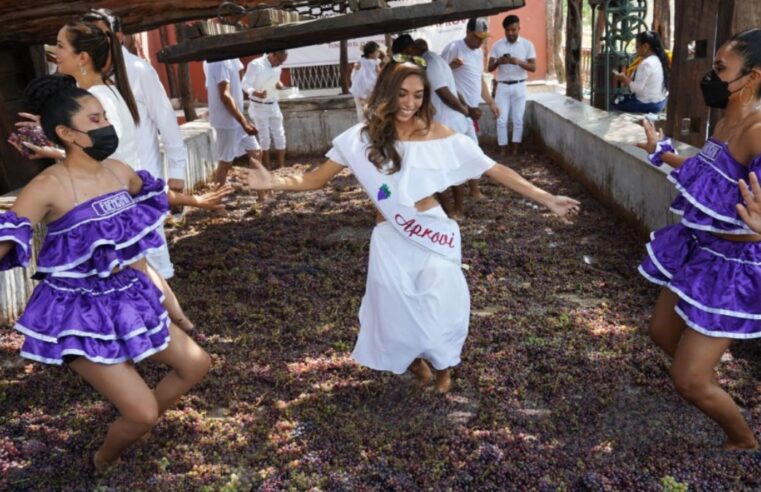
[0,6,759,475]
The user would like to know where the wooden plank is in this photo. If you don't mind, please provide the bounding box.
[665,0,720,147]
[0,0,285,46]
[158,0,525,63]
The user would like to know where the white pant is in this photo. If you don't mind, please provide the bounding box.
[495,82,527,145]
[354,97,366,122]
[249,101,286,150]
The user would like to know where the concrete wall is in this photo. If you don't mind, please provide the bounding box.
[523,93,697,233]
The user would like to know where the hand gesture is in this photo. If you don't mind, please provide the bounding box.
[192,184,234,211]
[635,118,664,154]
[449,57,464,70]
[737,172,761,234]
[242,120,259,136]
[255,90,268,99]
[489,102,500,118]
[247,158,276,191]
[547,195,581,224]
[468,106,482,120]
[15,112,41,129]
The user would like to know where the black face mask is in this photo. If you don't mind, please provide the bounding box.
[71,125,119,161]
[700,69,747,109]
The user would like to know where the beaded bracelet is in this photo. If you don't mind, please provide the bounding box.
[648,137,677,167]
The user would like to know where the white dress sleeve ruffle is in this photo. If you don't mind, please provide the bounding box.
[326,125,496,206]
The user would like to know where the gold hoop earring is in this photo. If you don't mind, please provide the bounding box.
[740,85,754,105]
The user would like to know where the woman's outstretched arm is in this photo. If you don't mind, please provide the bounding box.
[484,163,580,223]
[248,159,345,192]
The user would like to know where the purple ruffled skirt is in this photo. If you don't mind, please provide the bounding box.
[15,268,170,365]
[639,223,761,339]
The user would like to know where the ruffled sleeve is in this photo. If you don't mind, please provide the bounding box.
[133,170,169,214]
[0,211,33,270]
[394,133,496,206]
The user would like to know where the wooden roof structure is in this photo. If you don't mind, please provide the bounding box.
[0,0,293,46]
[158,0,525,63]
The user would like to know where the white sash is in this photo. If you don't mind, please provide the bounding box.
[332,125,461,263]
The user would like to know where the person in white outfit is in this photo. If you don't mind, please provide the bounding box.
[247,60,580,394]
[350,41,383,122]
[441,17,500,205]
[488,15,536,156]
[242,51,288,169]
[205,58,261,184]
[405,39,472,219]
[83,10,190,282]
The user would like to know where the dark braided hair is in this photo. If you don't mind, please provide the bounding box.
[635,31,669,90]
[24,75,92,148]
[64,21,139,124]
[728,28,761,98]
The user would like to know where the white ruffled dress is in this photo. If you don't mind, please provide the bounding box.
[326,127,496,373]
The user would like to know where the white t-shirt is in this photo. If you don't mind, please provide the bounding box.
[241,56,283,103]
[489,36,536,81]
[422,50,470,135]
[88,84,140,169]
[629,54,667,103]
[204,59,245,129]
[122,47,187,180]
[441,39,485,108]
[349,57,381,100]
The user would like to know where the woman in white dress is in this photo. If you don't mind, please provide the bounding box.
[248,58,580,392]
[350,41,384,122]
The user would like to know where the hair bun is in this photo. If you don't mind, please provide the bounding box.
[24,75,78,115]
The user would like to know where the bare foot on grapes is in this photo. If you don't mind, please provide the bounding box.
[408,358,432,387]
[435,369,451,394]
[175,316,195,332]
[93,450,121,474]
[722,437,759,452]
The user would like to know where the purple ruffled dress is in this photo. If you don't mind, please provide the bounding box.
[639,138,761,339]
[0,171,171,364]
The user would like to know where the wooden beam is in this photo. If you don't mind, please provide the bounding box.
[157,0,525,64]
[564,0,583,101]
[0,0,284,46]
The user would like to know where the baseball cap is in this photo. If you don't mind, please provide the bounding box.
[466,17,490,39]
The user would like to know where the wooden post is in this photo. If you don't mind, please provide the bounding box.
[565,0,583,100]
[340,39,349,94]
[652,0,672,48]
[174,23,197,122]
[159,25,180,99]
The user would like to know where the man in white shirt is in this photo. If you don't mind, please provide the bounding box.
[406,38,471,219]
[441,17,499,202]
[204,59,260,185]
[488,15,536,155]
[242,51,289,169]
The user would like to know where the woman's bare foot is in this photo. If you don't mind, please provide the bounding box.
[93,450,120,474]
[435,369,451,394]
[175,316,195,332]
[722,437,759,451]
[408,358,432,387]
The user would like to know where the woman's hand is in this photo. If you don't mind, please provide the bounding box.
[14,112,40,129]
[636,118,664,154]
[737,172,761,234]
[191,184,234,210]
[546,195,581,224]
[247,159,276,191]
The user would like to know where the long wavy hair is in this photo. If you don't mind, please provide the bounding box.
[64,21,140,124]
[362,62,434,174]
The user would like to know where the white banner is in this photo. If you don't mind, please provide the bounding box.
[283,1,470,67]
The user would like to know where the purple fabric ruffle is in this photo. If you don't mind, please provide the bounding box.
[0,211,33,271]
[37,171,169,278]
[16,267,170,365]
[668,140,761,234]
[639,223,761,339]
